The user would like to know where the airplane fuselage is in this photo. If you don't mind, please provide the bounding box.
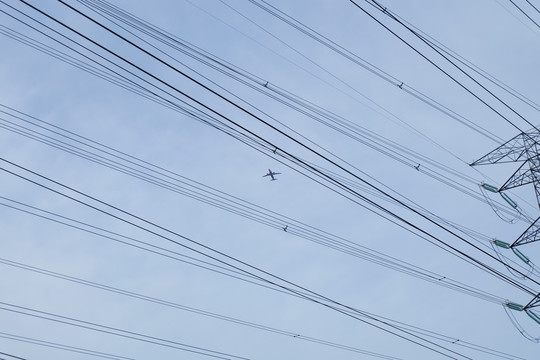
[264,169,280,181]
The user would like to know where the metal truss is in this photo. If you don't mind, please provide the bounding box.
[512,216,540,247]
[470,132,540,165]
[471,131,540,208]
[524,292,540,310]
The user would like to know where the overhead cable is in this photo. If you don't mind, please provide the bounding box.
[356,0,539,133]
[0,157,474,360]
[0,301,249,360]
[0,331,135,360]
[16,0,540,295]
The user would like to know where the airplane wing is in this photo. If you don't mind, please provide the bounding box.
[263,173,270,177]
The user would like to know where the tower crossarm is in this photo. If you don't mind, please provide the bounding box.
[511,216,540,247]
[524,292,540,310]
[499,161,537,191]
[470,133,529,165]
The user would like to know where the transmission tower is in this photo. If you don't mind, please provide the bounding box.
[472,131,540,249]
[473,132,540,331]
[471,131,540,208]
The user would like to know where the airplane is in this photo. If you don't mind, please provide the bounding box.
[263,169,281,181]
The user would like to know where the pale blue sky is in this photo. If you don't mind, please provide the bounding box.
[0,1,540,359]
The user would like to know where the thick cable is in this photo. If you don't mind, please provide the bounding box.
[11,0,540,297]
[359,0,539,133]
[0,302,249,360]
[0,156,475,360]
[509,0,540,29]
[0,331,135,360]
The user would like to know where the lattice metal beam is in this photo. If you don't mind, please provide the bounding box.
[472,131,540,208]
[497,157,540,207]
[499,161,536,190]
[512,216,540,247]
[524,292,540,310]
[470,132,532,165]
[523,132,540,154]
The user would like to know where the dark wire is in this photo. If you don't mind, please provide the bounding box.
[1,9,519,220]
[2,189,509,359]
[0,196,342,302]
[53,0,540,292]
[246,0,502,142]
[69,0,540,228]
[2,0,520,225]
[0,122,507,300]
[371,4,540,113]
[358,0,539,133]
[0,0,261,146]
[0,331,134,360]
[0,352,26,360]
[509,0,540,29]
[0,158,472,360]
[0,302,247,360]
[211,0,500,145]
[0,94,521,256]
[0,0,532,310]
[0,257,408,360]
[525,0,540,15]
[2,4,527,224]
[0,256,524,360]
[0,188,511,309]
[14,0,540,295]
[1,1,536,358]
[0,21,526,250]
[1,106,522,300]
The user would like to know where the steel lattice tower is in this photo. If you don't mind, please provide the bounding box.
[471,131,540,208]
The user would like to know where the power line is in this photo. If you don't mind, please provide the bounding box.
[509,0,540,29]
[0,188,517,319]
[4,0,540,354]
[0,257,407,360]
[369,2,540,114]
[0,3,533,326]
[0,302,249,360]
[0,352,26,360]
[0,157,473,360]
[356,0,540,133]
[525,0,540,15]
[0,255,525,360]
[1,9,530,221]
[4,0,531,225]
[13,0,540,299]
[1,102,534,289]
[243,0,503,143]
[31,0,540,217]
[5,101,539,295]
[0,331,135,360]
[87,0,531,227]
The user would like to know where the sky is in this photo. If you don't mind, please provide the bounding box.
[1,0,540,359]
